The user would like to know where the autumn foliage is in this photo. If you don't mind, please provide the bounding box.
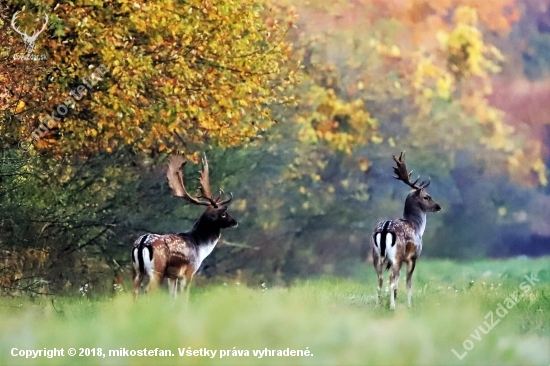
[3,0,298,158]
[279,0,546,186]
[0,0,549,295]
[1,0,546,184]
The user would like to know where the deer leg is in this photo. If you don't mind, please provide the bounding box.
[132,270,142,300]
[389,263,402,309]
[184,274,194,304]
[406,258,416,308]
[167,278,178,297]
[144,271,162,294]
[177,277,188,293]
[389,270,396,309]
[135,272,153,297]
[374,258,383,307]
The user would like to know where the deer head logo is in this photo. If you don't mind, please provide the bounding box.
[11,11,49,55]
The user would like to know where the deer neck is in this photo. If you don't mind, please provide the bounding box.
[403,201,427,237]
[191,217,221,246]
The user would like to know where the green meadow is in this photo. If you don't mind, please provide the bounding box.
[0,257,548,366]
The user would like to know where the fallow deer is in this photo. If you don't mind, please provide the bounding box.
[372,152,441,309]
[132,155,237,299]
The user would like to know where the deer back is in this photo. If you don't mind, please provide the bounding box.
[373,219,419,264]
[132,233,204,280]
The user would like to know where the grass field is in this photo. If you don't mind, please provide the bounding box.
[0,258,549,365]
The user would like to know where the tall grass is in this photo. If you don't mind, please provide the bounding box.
[1,258,548,365]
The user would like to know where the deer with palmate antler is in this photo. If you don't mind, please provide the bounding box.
[372,152,441,309]
[11,11,49,55]
[132,155,237,300]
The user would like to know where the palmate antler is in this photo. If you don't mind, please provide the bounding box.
[166,155,232,208]
[392,152,430,190]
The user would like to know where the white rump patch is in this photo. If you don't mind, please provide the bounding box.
[385,233,397,264]
[141,246,154,277]
[374,233,381,250]
[132,248,139,269]
[385,233,393,248]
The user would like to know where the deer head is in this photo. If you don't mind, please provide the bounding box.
[166,154,236,228]
[11,11,49,55]
[392,152,441,213]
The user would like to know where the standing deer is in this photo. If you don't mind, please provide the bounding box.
[132,155,237,299]
[372,152,441,309]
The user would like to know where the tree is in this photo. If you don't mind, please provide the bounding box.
[279,0,547,186]
[6,0,297,158]
[0,6,52,153]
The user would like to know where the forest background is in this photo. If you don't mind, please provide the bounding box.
[0,0,549,296]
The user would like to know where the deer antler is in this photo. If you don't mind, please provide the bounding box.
[392,152,430,190]
[167,155,211,206]
[32,13,49,39]
[167,154,232,207]
[197,154,233,206]
[11,12,49,41]
[197,154,213,202]
[215,188,233,206]
[11,12,26,38]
